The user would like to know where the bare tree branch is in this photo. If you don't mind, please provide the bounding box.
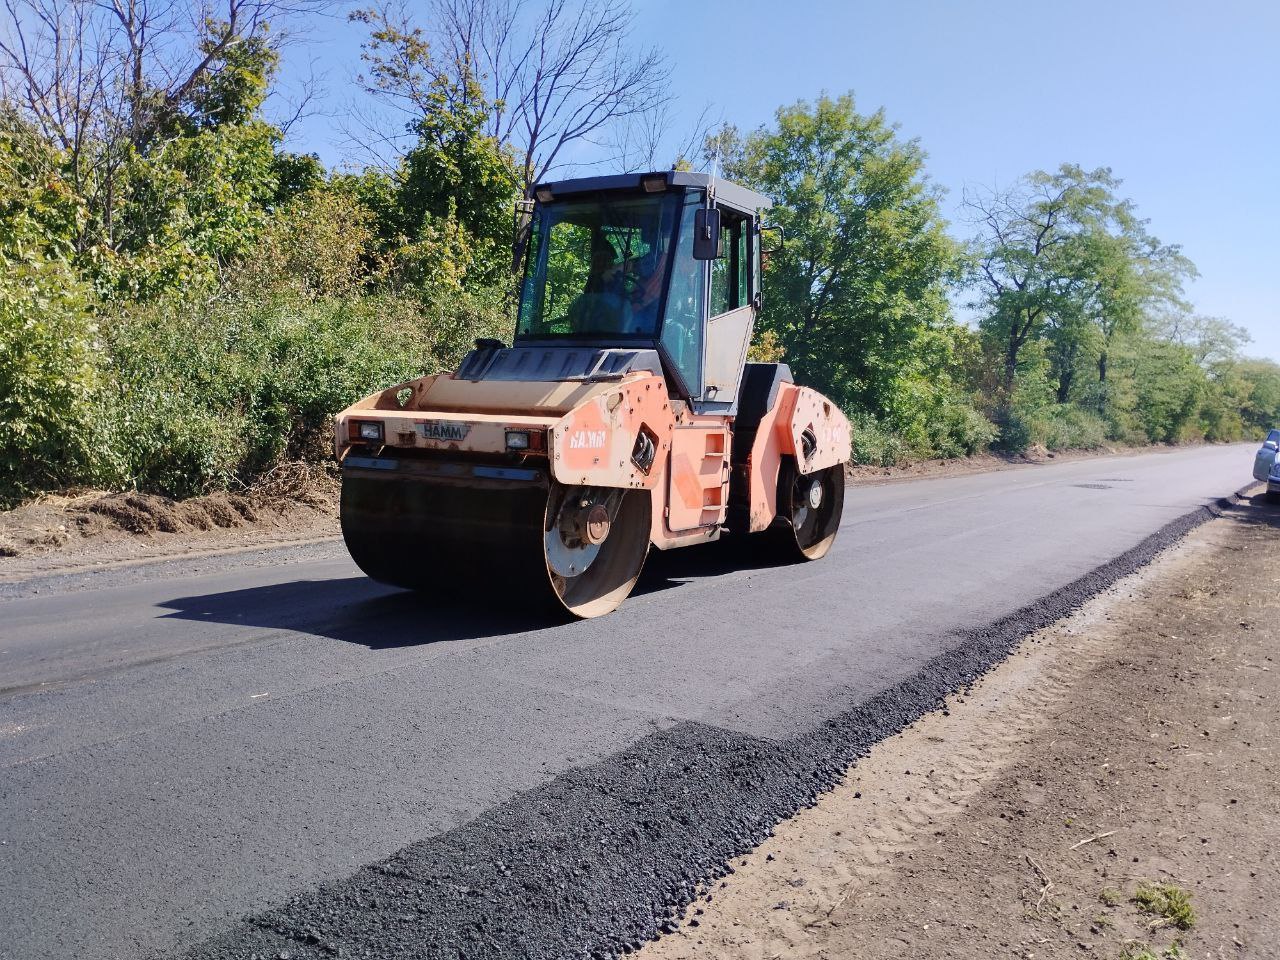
[352,0,671,192]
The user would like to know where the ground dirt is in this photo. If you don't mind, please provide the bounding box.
[0,444,1188,581]
[0,461,339,580]
[641,493,1280,960]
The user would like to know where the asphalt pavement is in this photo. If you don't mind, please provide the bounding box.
[0,444,1254,959]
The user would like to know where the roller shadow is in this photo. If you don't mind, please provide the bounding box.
[632,532,797,598]
[158,532,807,644]
[157,576,560,649]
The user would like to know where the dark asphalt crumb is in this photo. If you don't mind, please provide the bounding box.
[176,496,1234,960]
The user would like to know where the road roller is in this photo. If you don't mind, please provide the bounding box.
[334,171,852,618]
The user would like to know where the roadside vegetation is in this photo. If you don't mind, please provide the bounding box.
[3,0,1278,508]
[1133,881,1196,931]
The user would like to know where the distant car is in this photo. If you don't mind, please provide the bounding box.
[1255,429,1280,498]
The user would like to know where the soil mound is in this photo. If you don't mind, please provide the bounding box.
[0,462,338,562]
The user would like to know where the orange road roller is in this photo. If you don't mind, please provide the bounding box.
[334,171,852,618]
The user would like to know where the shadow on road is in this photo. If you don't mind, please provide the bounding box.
[633,532,794,597]
[157,490,1270,651]
[156,531,801,647]
[1230,490,1280,529]
[157,577,555,648]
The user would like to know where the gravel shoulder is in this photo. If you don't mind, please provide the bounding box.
[641,492,1279,960]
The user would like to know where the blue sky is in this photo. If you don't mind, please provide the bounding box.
[278,0,1279,361]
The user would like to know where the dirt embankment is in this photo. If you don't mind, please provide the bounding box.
[642,494,1279,960]
[0,462,340,580]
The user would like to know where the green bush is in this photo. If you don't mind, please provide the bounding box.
[1035,404,1108,451]
[849,412,909,467]
[902,388,996,458]
[990,351,1107,452]
[833,323,995,462]
[90,285,508,496]
[0,248,103,506]
[999,403,1108,453]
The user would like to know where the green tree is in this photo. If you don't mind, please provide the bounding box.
[344,9,520,289]
[0,200,101,504]
[965,165,1193,438]
[102,120,283,298]
[723,94,974,449]
[1130,335,1205,443]
[1236,358,1280,432]
[350,0,669,275]
[395,66,519,288]
[179,25,279,132]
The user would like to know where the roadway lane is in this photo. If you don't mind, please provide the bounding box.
[0,444,1253,959]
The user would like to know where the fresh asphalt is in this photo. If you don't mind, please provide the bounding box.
[0,444,1254,959]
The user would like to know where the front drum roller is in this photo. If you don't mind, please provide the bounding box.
[340,469,650,619]
[771,460,845,561]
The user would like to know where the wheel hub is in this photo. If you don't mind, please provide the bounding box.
[584,503,611,544]
[545,490,619,578]
[807,478,824,510]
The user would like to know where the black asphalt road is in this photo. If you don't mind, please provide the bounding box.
[0,445,1253,959]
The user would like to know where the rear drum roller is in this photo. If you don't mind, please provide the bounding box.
[542,484,651,618]
[340,470,649,619]
[772,460,844,561]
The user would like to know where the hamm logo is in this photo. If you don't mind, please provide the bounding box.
[568,429,607,450]
[418,421,471,442]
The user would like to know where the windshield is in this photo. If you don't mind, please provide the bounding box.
[517,193,683,339]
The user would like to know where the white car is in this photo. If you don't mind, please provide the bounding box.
[1255,429,1280,498]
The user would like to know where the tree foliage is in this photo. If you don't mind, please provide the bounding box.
[964,164,1204,446]
[722,94,992,457]
[349,0,669,273]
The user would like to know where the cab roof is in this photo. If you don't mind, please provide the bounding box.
[533,171,772,217]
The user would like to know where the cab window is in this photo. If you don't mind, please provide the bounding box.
[517,193,681,338]
[660,192,706,395]
[709,210,750,317]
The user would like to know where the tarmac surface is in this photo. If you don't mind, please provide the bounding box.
[0,443,1254,959]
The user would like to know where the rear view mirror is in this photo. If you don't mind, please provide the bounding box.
[693,207,721,260]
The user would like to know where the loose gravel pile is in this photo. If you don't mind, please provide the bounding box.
[181,500,1226,960]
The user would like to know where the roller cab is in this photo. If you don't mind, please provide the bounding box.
[334,171,852,618]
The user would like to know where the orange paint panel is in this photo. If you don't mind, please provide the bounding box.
[666,425,729,533]
[741,382,851,534]
[558,401,611,474]
[742,385,792,532]
[549,374,674,490]
[782,385,852,474]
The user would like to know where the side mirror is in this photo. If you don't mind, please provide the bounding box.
[760,224,784,255]
[1265,440,1279,451]
[693,207,721,260]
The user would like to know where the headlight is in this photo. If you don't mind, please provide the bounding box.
[505,430,530,450]
[350,420,384,442]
